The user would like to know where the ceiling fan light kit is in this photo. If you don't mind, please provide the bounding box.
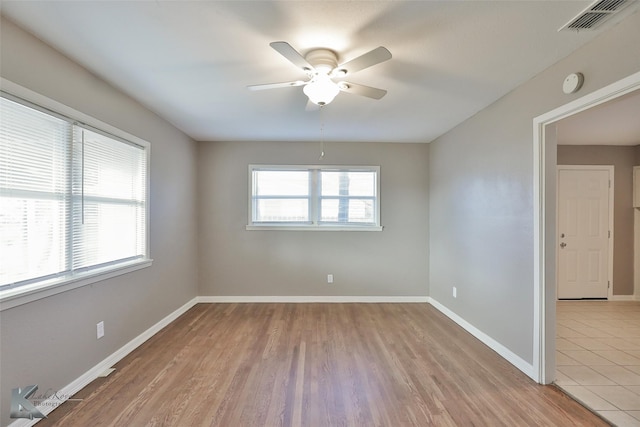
[248,41,391,107]
[303,74,340,106]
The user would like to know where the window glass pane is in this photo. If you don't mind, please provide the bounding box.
[254,199,309,222]
[346,199,375,223]
[0,198,67,284]
[72,202,144,268]
[0,97,69,286]
[320,199,339,222]
[320,199,375,223]
[254,170,309,196]
[321,171,375,197]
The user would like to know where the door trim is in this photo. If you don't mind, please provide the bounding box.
[533,70,640,385]
[556,165,614,300]
[636,209,640,300]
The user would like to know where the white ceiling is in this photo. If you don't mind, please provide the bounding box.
[1,1,637,143]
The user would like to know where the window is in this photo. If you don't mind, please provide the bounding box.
[248,165,381,230]
[0,92,149,297]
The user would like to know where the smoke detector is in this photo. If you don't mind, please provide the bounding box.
[562,73,585,94]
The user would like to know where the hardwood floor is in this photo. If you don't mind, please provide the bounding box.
[41,303,606,426]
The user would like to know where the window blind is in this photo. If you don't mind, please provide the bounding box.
[0,96,70,285]
[71,126,147,271]
[0,94,148,289]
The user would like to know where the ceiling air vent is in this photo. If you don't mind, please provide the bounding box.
[559,0,635,31]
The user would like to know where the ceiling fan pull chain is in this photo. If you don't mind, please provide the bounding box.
[319,106,325,160]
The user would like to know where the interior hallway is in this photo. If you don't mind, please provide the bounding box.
[556,300,640,426]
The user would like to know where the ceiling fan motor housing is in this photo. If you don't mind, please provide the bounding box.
[305,48,338,74]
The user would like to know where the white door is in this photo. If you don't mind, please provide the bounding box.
[557,166,612,299]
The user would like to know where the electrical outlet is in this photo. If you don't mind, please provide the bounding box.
[97,321,105,339]
[327,274,334,284]
[453,287,457,298]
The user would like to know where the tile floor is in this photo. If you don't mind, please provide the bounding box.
[556,300,640,427]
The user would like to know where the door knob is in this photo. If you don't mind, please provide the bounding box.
[560,242,567,248]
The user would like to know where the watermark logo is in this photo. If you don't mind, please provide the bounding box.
[10,385,46,420]
[10,385,83,419]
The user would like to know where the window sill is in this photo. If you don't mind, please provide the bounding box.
[0,259,153,311]
[246,225,384,232]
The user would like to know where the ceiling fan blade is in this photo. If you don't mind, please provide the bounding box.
[338,82,387,100]
[334,47,391,76]
[247,80,307,91]
[270,41,314,73]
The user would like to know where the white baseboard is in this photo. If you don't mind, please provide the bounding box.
[197,295,429,303]
[9,297,199,427]
[428,297,536,381]
[610,295,639,301]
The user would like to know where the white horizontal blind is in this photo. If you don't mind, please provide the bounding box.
[0,93,148,289]
[0,96,70,285]
[72,127,147,270]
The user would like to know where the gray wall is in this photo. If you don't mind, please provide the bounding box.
[198,140,429,297]
[0,17,199,426]
[429,11,640,364]
[557,145,638,295]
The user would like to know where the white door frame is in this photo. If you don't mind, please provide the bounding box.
[556,165,614,300]
[533,70,640,384]
[636,209,640,299]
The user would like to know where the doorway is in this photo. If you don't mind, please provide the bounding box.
[557,166,613,300]
[533,71,640,385]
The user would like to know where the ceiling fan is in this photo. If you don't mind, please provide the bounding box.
[248,41,392,107]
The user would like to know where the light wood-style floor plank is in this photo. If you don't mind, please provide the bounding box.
[40,303,607,426]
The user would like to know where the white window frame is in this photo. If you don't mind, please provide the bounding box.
[0,79,152,311]
[246,164,383,231]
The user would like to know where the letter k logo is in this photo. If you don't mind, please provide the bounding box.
[10,385,46,419]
